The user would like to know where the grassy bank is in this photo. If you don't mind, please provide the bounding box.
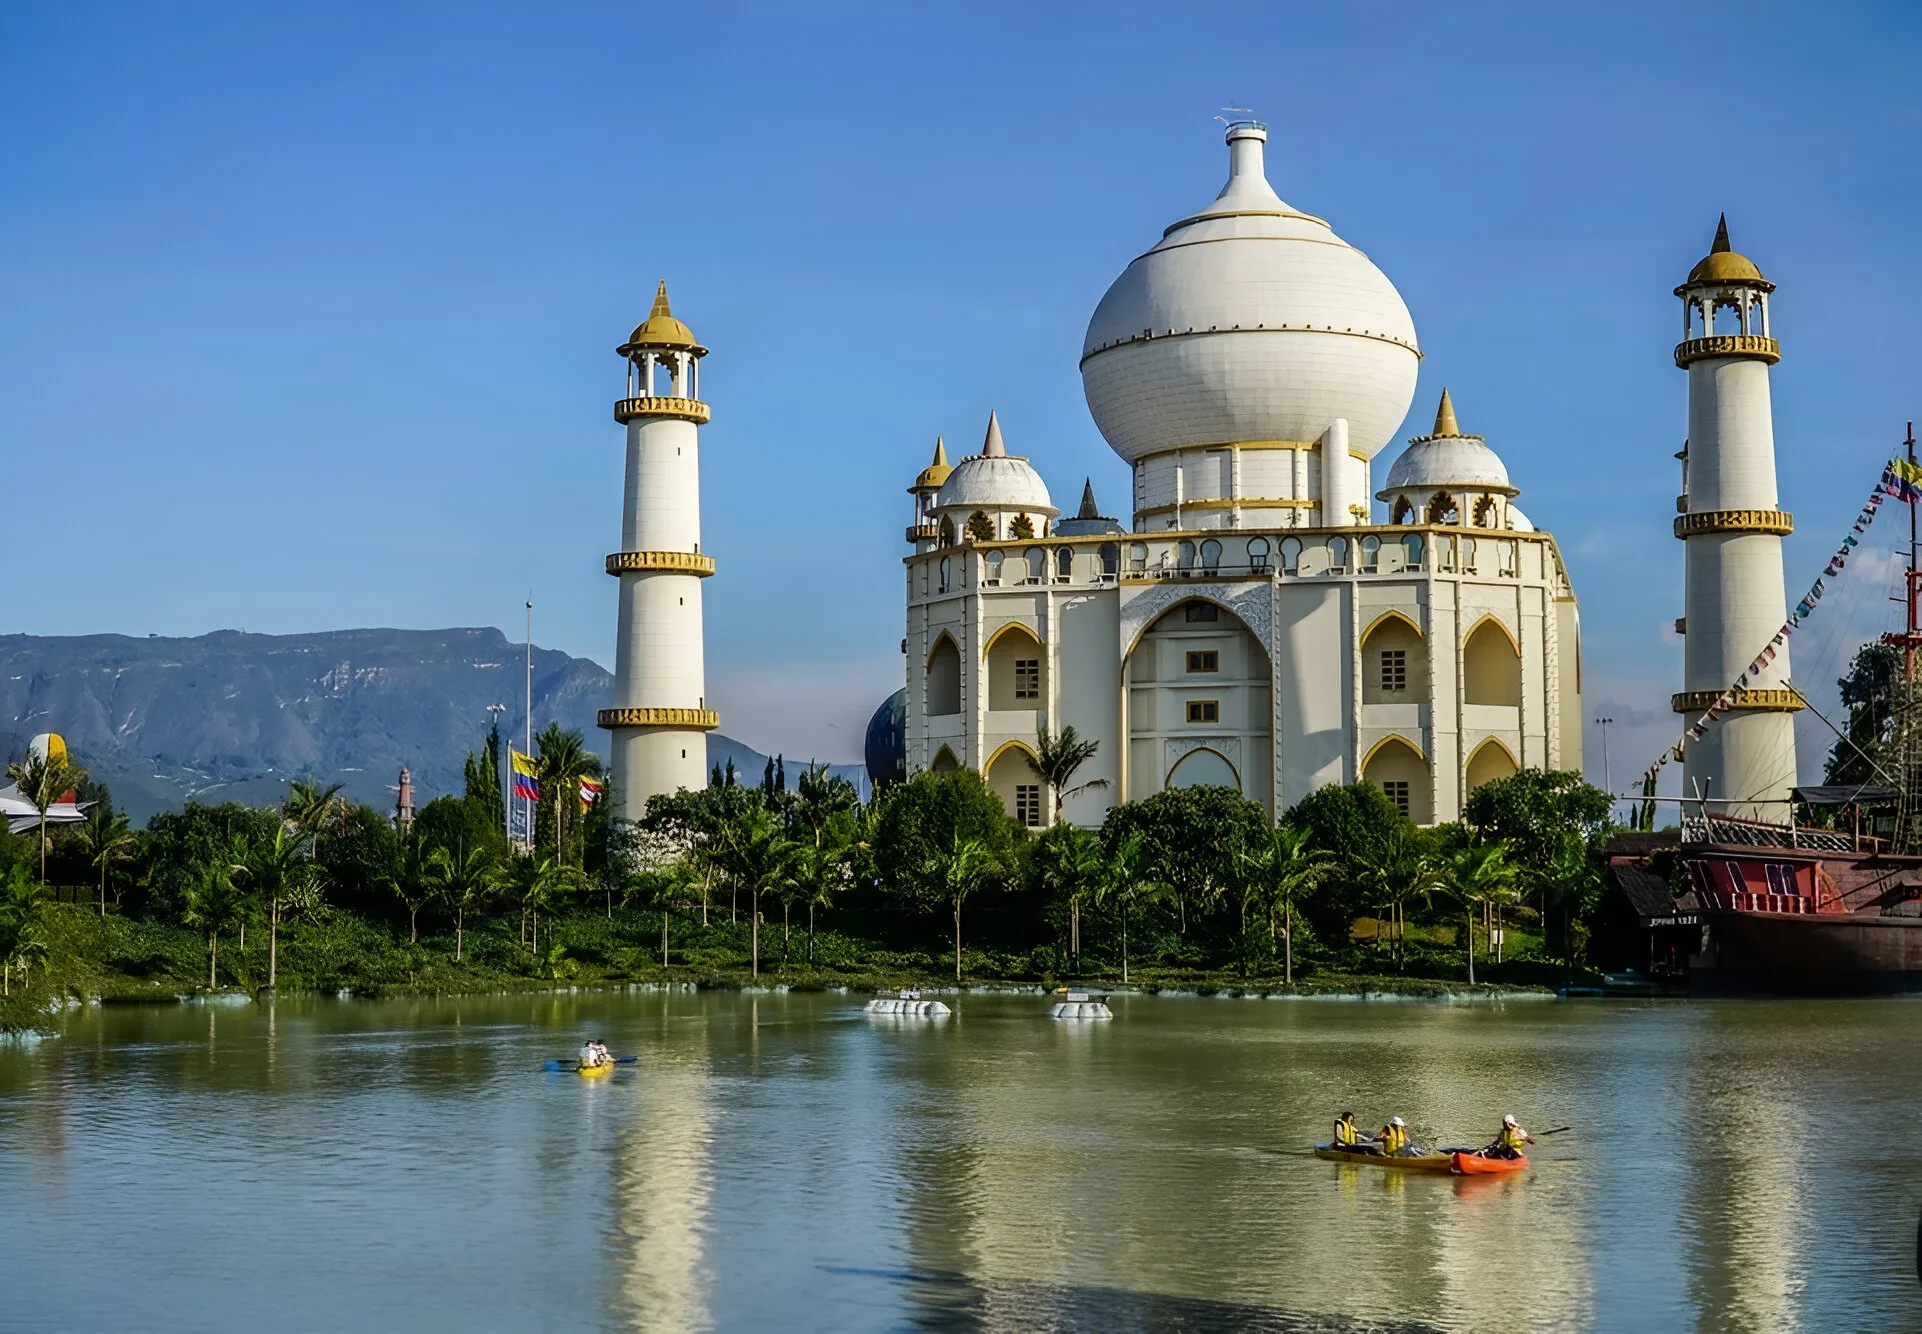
[0,902,1576,1030]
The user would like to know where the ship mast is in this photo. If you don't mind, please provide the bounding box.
[1884,423,1922,851]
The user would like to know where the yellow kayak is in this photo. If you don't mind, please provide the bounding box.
[578,1062,616,1077]
[1314,1144,1454,1173]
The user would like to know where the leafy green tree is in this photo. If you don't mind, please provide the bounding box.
[1095,832,1161,985]
[1028,725,1107,823]
[535,724,601,866]
[233,824,319,988]
[1240,824,1332,984]
[1445,841,1518,984]
[1033,822,1104,968]
[626,860,701,967]
[1826,641,1899,786]
[0,863,47,997]
[1367,826,1443,972]
[284,780,347,854]
[1099,785,1268,935]
[510,855,583,953]
[424,842,504,962]
[139,803,283,923]
[463,718,506,828]
[381,831,434,945]
[1283,782,1410,936]
[77,807,139,916]
[919,832,1000,982]
[1463,769,1614,955]
[181,860,248,989]
[869,770,1022,902]
[7,750,86,884]
[718,806,800,976]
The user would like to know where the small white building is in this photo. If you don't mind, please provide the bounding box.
[899,121,1582,828]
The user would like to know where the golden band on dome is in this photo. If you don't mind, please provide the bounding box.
[1673,335,1780,367]
[1670,688,1804,714]
[597,707,720,731]
[614,396,711,425]
[605,551,715,576]
[1672,509,1794,539]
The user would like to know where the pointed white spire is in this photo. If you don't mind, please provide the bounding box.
[981,411,1007,458]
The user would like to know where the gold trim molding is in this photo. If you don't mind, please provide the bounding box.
[614,395,711,425]
[1670,688,1804,715]
[1674,335,1780,367]
[1673,509,1794,539]
[1136,497,1316,518]
[605,550,716,576]
[597,707,720,731]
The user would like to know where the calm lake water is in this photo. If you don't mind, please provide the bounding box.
[2,990,1919,1332]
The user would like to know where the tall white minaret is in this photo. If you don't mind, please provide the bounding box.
[1673,217,1800,820]
[599,281,716,820]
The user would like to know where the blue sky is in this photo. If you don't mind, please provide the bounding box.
[4,3,1920,785]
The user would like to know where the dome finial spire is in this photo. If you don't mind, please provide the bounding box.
[1711,214,1731,254]
[1077,478,1100,520]
[650,279,673,319]
[931,436,948,467]
[982,411,1007,458]
[1434,387,1460,438]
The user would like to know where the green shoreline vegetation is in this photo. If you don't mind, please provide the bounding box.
[2,722,1616,1033]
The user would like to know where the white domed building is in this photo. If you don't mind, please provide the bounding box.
[898,122,1581,826]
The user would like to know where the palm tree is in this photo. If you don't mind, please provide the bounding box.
[789,810,857,965]
[718,807,799,977]
[1446,842,1518,985]
[1369,827,1442,973]
[626,862,699,968]
[1028,725,1107,823]
[7,750,86,883]
[1241,824,1332,985]
[920,832,999,983]
[511,855,582,954]
[181,861,247,990]
[793,764,858,846]
[284,779,346,843]
[381,831,434,945]
[424,842,503,962]
[535,724,600,866]
[233,825,318,988]
[76,808,138,916]
[0,863,47,997]
[1034,823,1104,970]
[1095,832,1161,986]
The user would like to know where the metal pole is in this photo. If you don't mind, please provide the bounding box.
[525,600,534,848]
[1595,716,1614,816]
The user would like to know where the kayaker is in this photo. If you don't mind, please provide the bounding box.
[1482,1114,1533,1159]
[1377,1116,1411,1155]
[579,1039,610,1069]
[1332,1112,1367,1149]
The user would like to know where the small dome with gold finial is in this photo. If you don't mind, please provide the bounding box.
[910,438,952,493]
[1380,388,1515,495]
[1681,215,1771,290]
[618,280,707,355]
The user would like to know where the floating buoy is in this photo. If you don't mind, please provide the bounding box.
[865,989,951,1017]
[1048,991,1113,1020]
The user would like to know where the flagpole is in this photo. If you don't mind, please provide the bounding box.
[524,600,533,849]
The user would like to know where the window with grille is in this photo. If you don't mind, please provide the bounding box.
[1015,784,1042,826]
[1186,700,1219,724]
[1381,780,1411,816]
[1186,650,1219,673]
[1380,649,1408,692]
[1014,659,1040,700]
[1184,602,1219,623]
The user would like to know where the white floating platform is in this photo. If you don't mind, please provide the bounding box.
[865,993,951,1017]
[1048,992,1113,1020]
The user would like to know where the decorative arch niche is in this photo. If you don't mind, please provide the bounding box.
[984,623,1045,711]
[1462,617,1522,708]
[1361,611,1428,705]
[930,745,959,774]
[1362,736,1430,824]
[1464,738,1519,794]
[1425,491,1460,525]
[926,634,962,716]
[983,740,1042,826]
[1167,746,1239,792]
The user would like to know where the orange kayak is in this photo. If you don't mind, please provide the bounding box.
[1451,1151,1527,1175]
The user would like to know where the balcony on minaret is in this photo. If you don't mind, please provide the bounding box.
[616,280,711,422]
[1674,214,1780,367]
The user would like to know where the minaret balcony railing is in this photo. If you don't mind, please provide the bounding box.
[1670,688,1804,714]
[1673,334,1780,367]
[605,550,716,576]
[597,707,721,731]
[614,395,711,425]
[1673,509,1794,539]
[905,522,940,543]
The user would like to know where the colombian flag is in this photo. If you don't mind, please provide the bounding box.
[510,749,540,803]
[579,776,603,812]
[1882,457,1922,504]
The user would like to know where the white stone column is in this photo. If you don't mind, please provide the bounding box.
[1319,418,1352,526]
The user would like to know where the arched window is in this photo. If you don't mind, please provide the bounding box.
[1360,535,1380,572]
[966,511,995,543]
[985,551,1003,585]
[1025,548,1046,584]
[1402,534,1424,570]
[1199,539,1222,573]
[1473,495,1500,528]
[1100,543,1120,578]
[1128,542,1148,573]
[1460,537,1477,574]
[1425,492,1460,525]
[1463,618,1522,707]
[1009,513,1036,540]
[1391,496,1414,525]
[1248,537,1271,571]
[939,516,955,547]
[938,556,951,593]
[1437,535,1457,572]
[1179,539,1197,570]
[1055,547,1074,582]
[1280,537,1302,574]
[1328,537,1348,571]
[926,637,961,716]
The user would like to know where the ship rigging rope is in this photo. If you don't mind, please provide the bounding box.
[1631,458,1911,794]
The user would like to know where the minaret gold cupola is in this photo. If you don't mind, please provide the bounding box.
[616,280,711,425]
[1675,215,1779,368]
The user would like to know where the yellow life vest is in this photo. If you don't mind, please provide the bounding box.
[1335,1119,1357,1146]
[1500,1124,1526,1151]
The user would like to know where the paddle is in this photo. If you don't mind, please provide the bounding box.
[543,1056,639,1071]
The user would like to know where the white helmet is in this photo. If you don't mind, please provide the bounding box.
[1389,1116,1405,1127]
[1503,1114,1518,1127]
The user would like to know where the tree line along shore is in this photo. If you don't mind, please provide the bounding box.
[1,722,1618,1031]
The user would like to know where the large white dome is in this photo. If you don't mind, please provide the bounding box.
[1080,123,1420,465]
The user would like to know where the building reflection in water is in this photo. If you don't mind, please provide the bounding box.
[609,1050,716,1332]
